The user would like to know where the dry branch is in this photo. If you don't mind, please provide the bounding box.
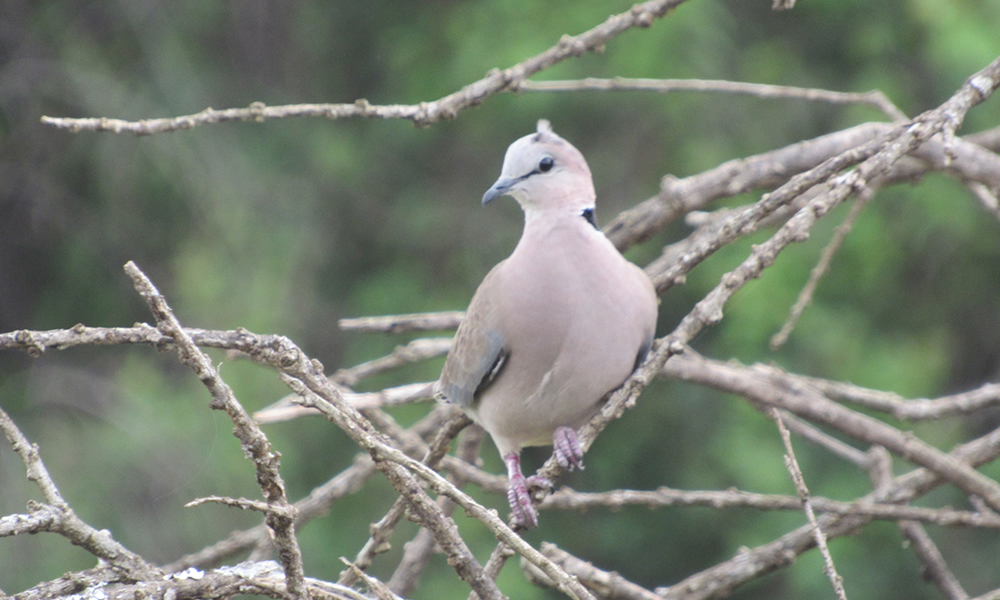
[0,406,161,583]
[773,410,848,600]
[523,543,663,600]
[541,486,1000,528]
[656,356,1000,599]
[166,454,377,573]
[666,351,1000,513]
[516,77,907,120]
[39,0,690,134]
[124,261,308,600]
[5,46,1000,600]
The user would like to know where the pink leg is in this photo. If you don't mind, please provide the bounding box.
[553,426,584,470]
[503,452,539,528]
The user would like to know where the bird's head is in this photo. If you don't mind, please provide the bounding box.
[482,120,596,215]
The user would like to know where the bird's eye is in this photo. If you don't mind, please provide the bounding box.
[538,157,555,172]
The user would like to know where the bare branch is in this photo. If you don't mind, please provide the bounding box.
[184,496,290,516]
[22,561,380,600]
[523,543,663,600]
[339,313,464,334]
[867,453,970,600]
[389,426,486,596]
[604,122,890,252]
[273,373,593,600]
[0,406,160,581]
[255,381,437,424]
[261,362,502,599]
[333,338,451,386]
[666,352,1000,514]
[771,187,875,349]
[788,374,1000,421]
[897,522,969,600]
[773,411,872,468]
[655,368,1000,599]
[532,57,1000,508]
[39,0,690,134]
[336,411,470,588]
[516,77,907,120]
[773,410,848,600]
[608,119,1000,261]
[541,486,1000,528]
[167,453,376,573]
[340,559,405,600]
[123,261,307,600]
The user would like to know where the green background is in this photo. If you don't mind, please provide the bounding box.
[2,1,1000,598]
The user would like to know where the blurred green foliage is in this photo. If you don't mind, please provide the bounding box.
[2,1,999,598]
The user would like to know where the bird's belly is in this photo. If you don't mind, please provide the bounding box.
[472,247,656,455]
[474,326,638,451]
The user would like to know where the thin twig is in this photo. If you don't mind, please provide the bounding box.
[516,77,907,121]
[166,453,376,572]
[184,496,279,513]
[896,523,969,600]
[655,368,1000,599]
[771,187,875,349]
[467,543,517,600]
[971,589,1000,600]
[255,381,437,424]
[339,313,464,334]
[772,411,871,468]
[334,338,452,385]
[773,410,848,600]
[340,559,405,600]
[541,486,1000,528]
[327,406,470,586]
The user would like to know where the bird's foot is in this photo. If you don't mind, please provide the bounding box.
[553,426,584,471]
[504,453,539,528]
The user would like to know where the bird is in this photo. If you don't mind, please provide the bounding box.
[434,120,658,528]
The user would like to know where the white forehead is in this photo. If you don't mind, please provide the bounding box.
[500,129,584,175]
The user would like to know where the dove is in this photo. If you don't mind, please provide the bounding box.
[434,120,658,528]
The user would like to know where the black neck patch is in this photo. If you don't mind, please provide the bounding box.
[581,207,597,229]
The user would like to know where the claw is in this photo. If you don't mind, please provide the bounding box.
[553,426,584,470]
[504,453,539,528]
[526,475,553,491]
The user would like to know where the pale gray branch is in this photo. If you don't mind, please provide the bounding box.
[39,0,689,134]
[773,410,848,600]
[516,77,907,120]
[542,486,1000,528]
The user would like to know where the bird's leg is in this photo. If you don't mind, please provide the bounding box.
[503,452,539,528]
[553,425,584,470]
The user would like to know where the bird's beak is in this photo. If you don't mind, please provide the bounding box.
[482,177,516,205]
